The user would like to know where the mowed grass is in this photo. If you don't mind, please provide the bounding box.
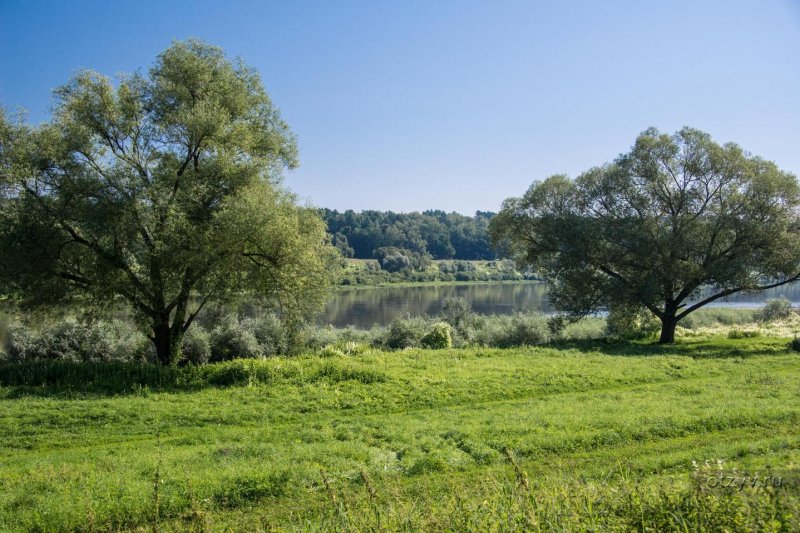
[1,336,799,531]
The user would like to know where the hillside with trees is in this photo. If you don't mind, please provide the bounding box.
[322,209,496,260]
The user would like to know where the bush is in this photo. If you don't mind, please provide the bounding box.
[475,312,550,348]
[606,305,660,339]
[756,297,794,322]
[727,328,762,339]
[680,308,757,329]
[210,320,263,362]
[302,325,380,352]
[181,326,211,365]
[438,261,457,274]
[3,323,49,362]
[440,297,475,336]
[384,317,428,349]
[243,313,287,356]
[2,320,150,363]
[318,345,345,358]
[789,337,800,352]
[420,323,452,349]
[381,253,411,273]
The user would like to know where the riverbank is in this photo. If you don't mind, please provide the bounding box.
[1,336,798,530]
[334,278,538,290]
[339,258,538,286]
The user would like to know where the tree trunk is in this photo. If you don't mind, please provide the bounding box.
[152,318,181,365]
[658,314,678,344]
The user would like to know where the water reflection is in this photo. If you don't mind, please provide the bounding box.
[2,282,800,342]
[319,282,552,329]
[320,281,800,329]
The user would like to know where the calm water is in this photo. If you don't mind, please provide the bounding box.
[319,281,800,329]
[2,282,800,343]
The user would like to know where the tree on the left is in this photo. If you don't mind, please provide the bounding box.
[0,40,340,365]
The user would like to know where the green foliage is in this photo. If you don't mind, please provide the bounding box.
[318,345,346,358]
[606,304,661,339]
[180,326,211,366]
[2,319,150,363]
[439,296,476,343]
[420,322,452,349]
[0,40,339,364]
[474,312,551,347]
[322,209,495,260]
[373,246,431,273]
[680,308,758,329]
[491,127,800,343]
[378,250,411,272]
[301,324,381,352]
[384,316,427,349]
[209,319,263,362]
[756,297,794,322]
[242,313,287,356]
[339,258,527,285]
[213,472,290,508]
[0,356,388,393]
[0,339,798,530]
[727,328,762,339]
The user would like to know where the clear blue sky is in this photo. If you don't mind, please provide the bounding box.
[2,0,798,214]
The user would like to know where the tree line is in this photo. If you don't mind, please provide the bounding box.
[322,208,496,260]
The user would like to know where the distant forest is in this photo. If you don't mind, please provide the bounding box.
[321,209,496,260]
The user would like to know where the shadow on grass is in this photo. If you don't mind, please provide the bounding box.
[0,358,388,398]
[1,338,793,398]
[550,336,793,359]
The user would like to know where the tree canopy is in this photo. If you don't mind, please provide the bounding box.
[322,209,495,260]
[0,40,340,364]
[490,127,800,343]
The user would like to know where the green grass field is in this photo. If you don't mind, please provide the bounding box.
[1,336,799,531]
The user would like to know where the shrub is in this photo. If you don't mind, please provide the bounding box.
[756,297,794,322]
[319,345,345,358]
[680,308,757,329]
[243,313,287,356]
[3,322,49,362]
[302,325,380,352]
[454,260,476,273]
[606,305,660,339]
[438,261,456,274]
[181,326,211,365]
[560,317,606,340]
[384,317,427,349]
[336,341,370,356]
[210,320,263,362]
[440,297,474,334]
[475,312,550,348]
[2,320,149,363]
[727,328,762,339]
[789,337,800,352]
[420,323,452,349]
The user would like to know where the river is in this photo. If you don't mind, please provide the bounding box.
[319,281,800,329]
[2,282,800,342]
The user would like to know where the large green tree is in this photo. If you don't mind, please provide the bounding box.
[0,40,340,364]
[490,127,800,343]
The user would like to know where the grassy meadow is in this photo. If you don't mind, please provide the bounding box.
[1,333,799,531]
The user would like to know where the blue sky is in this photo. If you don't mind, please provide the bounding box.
[1,0,798,214]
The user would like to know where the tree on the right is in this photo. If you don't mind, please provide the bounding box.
[490,127,800,343]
